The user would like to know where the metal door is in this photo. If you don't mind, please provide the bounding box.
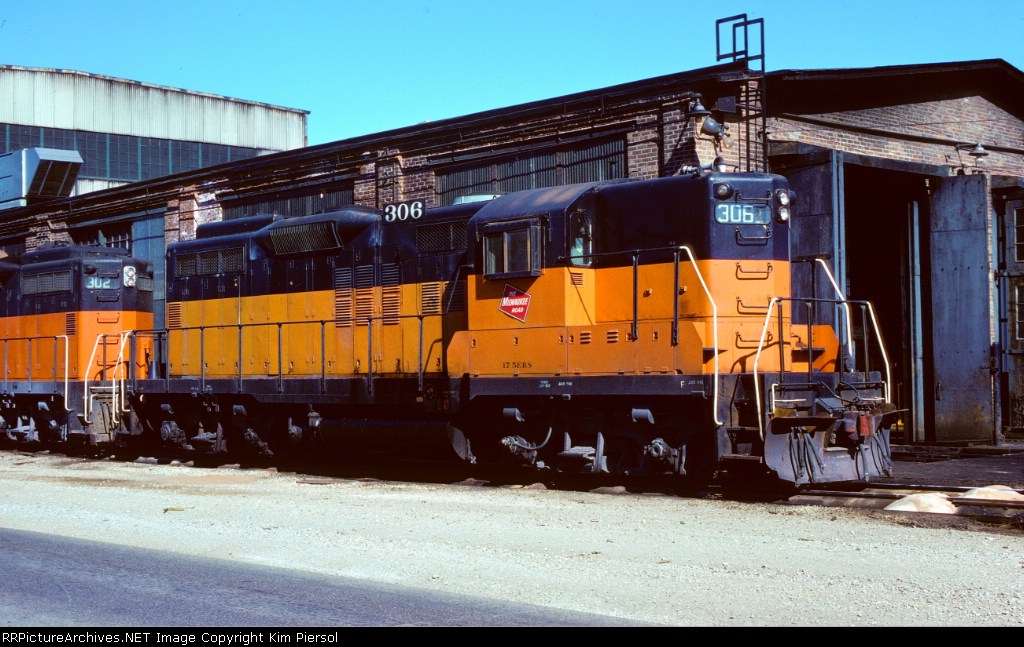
[775,150,845,328]
[929,174,994,442]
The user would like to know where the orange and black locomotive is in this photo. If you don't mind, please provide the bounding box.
[0,168,896,487]
[0,244,154,446]
[118,168,895,486]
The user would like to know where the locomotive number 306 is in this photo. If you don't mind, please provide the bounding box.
[383,201,425,223]
[715,203,770,224]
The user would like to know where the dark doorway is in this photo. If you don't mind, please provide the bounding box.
[842,165,929,442]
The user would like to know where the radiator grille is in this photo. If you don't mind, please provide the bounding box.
[442,281,466,312]
[22,270,72,295]
[268,221,341,255]
[333,268,353,327]
[381,264,400,325]
[167,303,183,329]
[175,247,244,277]
[420,283,442,315]
[416,221,468,253]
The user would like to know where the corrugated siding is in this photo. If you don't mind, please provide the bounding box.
[74,178,128,195]
[0,68,306,150]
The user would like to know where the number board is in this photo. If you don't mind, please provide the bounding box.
[715,203,771,225]
[383,200,425,223]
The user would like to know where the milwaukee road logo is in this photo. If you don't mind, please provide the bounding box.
[498,284,531,322]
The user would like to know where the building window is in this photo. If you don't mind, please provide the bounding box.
[1016,208,1024,263]
[109,134,135,181]
[0,123,263,183]
[222,185,354,219]
[77,131,107,178]
[140,137,171,180]
[1016,282,1024,342]
[436,138,625,206]
[8,124,36,151]
[75,223,132,252]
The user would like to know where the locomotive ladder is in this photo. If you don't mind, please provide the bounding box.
[715,13,767,173]
[82,332,134,432]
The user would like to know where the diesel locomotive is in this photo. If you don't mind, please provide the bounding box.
[0,244,154,446]
[3,168,898,487]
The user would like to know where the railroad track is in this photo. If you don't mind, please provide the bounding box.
[782,482,1024,529]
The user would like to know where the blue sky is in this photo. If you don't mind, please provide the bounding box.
[2,1,1022,145]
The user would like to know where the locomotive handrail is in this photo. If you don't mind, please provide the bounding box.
[752,297,782,440]
[814,258,855,352]
[811,257,891,400]
[112,331,133,425]
[0,335,70,411]
[83,332,134,424]
[83,334,107,419]
[59,335,70,412]
[734,225,772,243]
[148,311,439,396]
[444,265,472,315]
[751,296,892,441]
[676,246,721,426]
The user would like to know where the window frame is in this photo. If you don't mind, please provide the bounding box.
[1015,207,1024,263]
[481,218,544,280]
[567,209,593,268]
[1015,281,1024,343]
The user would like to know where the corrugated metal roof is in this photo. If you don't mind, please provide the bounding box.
[0,65,307,150]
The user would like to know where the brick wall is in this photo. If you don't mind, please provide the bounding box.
[768,96,1024,177]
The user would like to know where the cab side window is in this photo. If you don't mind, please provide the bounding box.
[482,219,543,279]
[568,210,593,267]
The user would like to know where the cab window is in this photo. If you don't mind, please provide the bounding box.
[568,210,593,267]
[482,219,543,279]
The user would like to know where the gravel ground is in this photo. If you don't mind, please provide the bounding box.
[0,450,1022,627]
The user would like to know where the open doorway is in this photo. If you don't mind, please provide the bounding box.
[842,164,930,443]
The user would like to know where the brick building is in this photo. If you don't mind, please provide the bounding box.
[1,55,1021,446]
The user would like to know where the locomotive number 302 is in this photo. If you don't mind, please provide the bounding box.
[85,276,115,289]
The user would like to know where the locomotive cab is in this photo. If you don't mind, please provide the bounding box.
[449,172,894,486]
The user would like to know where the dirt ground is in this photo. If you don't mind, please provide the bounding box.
[0,450,1022,627]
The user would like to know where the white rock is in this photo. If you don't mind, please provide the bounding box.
[884,493,957,514]
[959,485,1024,501]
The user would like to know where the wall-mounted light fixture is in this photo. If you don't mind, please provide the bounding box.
[687,94,724,140]
[953,143,990,174]
[965,143,989,163]
[687,95,712,119]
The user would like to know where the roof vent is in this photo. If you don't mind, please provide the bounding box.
[0,148,82,211]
